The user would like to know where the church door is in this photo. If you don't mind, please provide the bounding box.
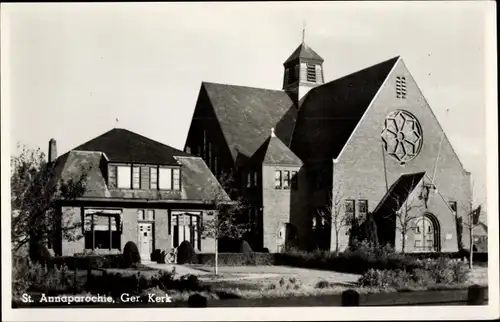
[414,216,437,252]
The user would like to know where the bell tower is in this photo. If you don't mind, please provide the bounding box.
[282,29,324,103]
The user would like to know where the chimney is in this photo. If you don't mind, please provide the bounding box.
[48,138,57,163]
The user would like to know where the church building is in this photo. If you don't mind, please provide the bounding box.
[184,39,472,253]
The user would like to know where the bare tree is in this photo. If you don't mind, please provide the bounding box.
[459,181,486,269]
[316,188,350,254]
[200,171,249,275]
[11,145,89,255]
[385,182,425,253]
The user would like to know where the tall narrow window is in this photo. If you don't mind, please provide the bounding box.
[274,170,282,189]
[207,142,212,168]
[254,171,258,187]
[147,210,155,221]
[203,130,207,159]
[283,171,290,189]
[159,168,172,190]
[108,165,117,188]
[247,172,252,188]
[358,200,368,220]
[173,169,181,190]
[132,166,140,189]
[345,199,355,221]
[214,156,219,176]
[291,171,298,190]
[137,210,145,221]
[117,165,132,189]
[150,167,158,190]
[307,64,316,82]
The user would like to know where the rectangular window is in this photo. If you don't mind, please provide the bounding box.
[345,199,355,218]
[307,64,316,82]
[247,172,252,188]
[283,170,290,189]
[117,165,132,189]
[358,200,368,220]
[291,171,298,190]
[214,156,219,176]
[147,210,155,221]
[275,170,282,189]
[173,168,181,190]
[84,209,122,250]
[132,166,140,189]
[172,213,201,250]
[150,167,158,190]
[108,165,117,188]
[254,171,258,187]
[159,168,172,190]
[185,146,191,154]
[137,210,145,221]
[208,142,212,168]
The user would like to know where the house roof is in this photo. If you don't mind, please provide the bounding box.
[248,132,303,166]
[202,82,297,163]
[74,128,191,166]
[174,156,230,201]
[372,172,425,216]
[291,56,400,161]
[51,129,227,203]
[284,42,324,64]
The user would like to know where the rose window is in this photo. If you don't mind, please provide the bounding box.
[381,110,423,163]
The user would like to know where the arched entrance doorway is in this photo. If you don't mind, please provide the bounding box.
[414,213,440,252]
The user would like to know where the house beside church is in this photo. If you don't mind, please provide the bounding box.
[184,40,473,253]
[48,128,227,258]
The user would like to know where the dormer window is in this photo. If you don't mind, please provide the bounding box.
[306,64,316,82]
[109,164,180,191]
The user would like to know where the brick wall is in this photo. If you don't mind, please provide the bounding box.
[262,164,307,252]
[330,59,470,253]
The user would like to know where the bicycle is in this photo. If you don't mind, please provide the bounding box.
[165,247,177,264]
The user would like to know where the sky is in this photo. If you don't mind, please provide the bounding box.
[2,2,491,205]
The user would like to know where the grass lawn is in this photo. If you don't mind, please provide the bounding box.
[188,264,489,300]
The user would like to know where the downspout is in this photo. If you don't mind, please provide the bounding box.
[381,141,389,192]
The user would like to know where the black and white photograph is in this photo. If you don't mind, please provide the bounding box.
[1,2,498,320]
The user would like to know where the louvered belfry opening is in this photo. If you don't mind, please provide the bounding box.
[396,76,407,99]
[306,64,316,82]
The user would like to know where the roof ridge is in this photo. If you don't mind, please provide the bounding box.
[202,81,285,93]
[113,128,189,155]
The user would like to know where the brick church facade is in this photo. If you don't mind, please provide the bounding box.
[49,40,472,256]
[184,41,472,253]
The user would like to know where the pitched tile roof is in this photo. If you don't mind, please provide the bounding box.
[248,133,303,166]
[52,150,111,198]
[372,172,425,216]
[74,128,191,166]
[202,82,297,162]
[291,56,399,161]
[174,156,230,201]
[284,42,324,64]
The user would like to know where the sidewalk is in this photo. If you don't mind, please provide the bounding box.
[142,261,211,276]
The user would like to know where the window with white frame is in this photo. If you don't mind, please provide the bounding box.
[132,166,140,189]
[117,165,132,189]
[84,209,122,250]
[283,171,290,189]
[159,168,172,190]
[275,170,282,189]
[172,213,200,250]
[150,167,158,189]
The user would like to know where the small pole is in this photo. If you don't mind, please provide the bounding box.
[342,289,360,306]
[467,284,485,305]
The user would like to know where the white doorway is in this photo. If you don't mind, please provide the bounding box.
[138,223,153,259]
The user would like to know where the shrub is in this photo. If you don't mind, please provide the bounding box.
[240,240,254,254]
[196,253,274,266]
[315,280,331,289]
[123,241,141,268]
[177,241,196,264]
[358,258,470,289]
[151,249,161,262]
[29,240,53,266]
[158,251,167,264]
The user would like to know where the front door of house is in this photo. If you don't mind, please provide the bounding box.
[138,223,153,259]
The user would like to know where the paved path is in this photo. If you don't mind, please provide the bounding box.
[143,262,211,276]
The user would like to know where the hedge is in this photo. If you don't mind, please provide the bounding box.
[196,253,274,266]
[51,254,123,270]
